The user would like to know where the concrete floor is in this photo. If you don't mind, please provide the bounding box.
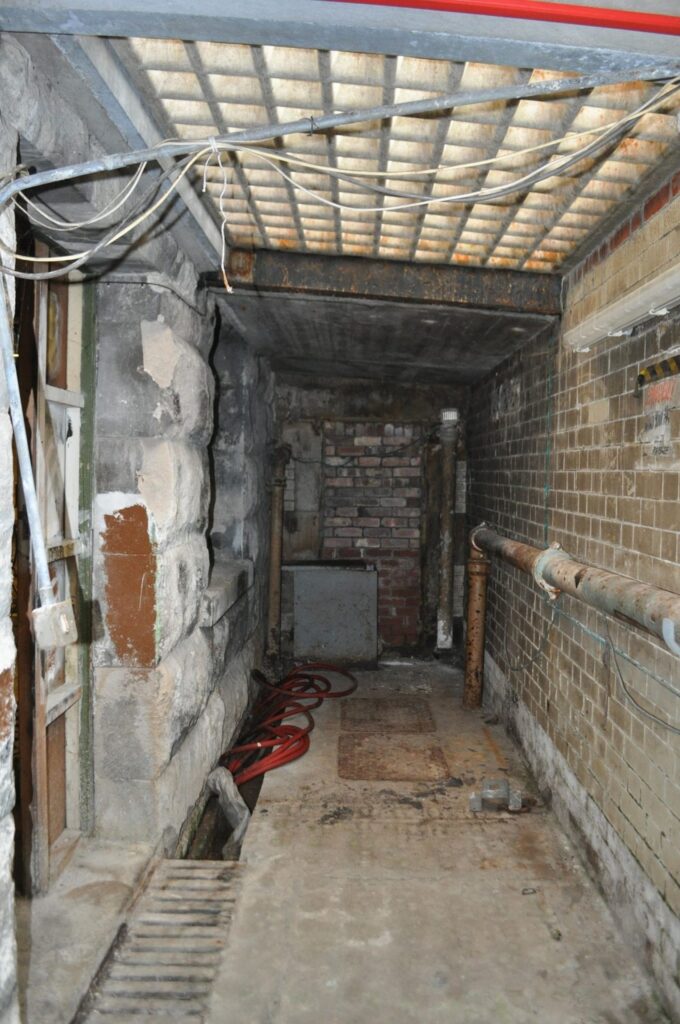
[206,661,666,1024]
[16,837,154,1023]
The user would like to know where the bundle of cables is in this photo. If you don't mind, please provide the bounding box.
[220,662,357,786]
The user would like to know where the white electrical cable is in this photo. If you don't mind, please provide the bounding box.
[219,82,680,183]
[0,148,210,264]
[2,78,678,278]
[15,162,147,232]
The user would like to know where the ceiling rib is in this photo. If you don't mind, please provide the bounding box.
[182,40,269,250]
[251,44,307,252]
[406,61,464,263]
[484,73,587,269]
[370,55,397,260]
[520,80,663,270]
[318,49,344,256]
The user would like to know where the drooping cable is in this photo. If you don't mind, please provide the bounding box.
[604,620,680,735]
[1,76,678,282]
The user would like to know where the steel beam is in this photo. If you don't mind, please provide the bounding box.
[214,249,562,315]
[49,34,222,270]
[2,0,680,75]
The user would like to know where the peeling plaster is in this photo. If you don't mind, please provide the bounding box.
[97,494,157,668]
[101,504,156,668]
[140,318,181,390]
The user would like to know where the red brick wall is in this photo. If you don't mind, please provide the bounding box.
[321,421,423,649]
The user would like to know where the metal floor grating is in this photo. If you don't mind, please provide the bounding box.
[79,859,241,1022]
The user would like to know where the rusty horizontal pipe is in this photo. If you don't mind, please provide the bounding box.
[471,525,680,656]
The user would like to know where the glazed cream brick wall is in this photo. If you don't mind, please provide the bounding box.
[564,178,680,334]
[467,314,680,1016]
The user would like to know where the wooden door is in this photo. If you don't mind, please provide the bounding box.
[13,250,92,894]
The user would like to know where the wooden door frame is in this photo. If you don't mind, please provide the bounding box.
[13,256,95,895]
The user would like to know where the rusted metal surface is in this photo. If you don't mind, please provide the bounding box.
[472,525,680,654]
[463,544,491,709]
[223,250,562,315]
[340,697,435,735]
[338,734,449,782]
[266,446,291,659]
[542,555,680,651]
[472,525,541,575]
[227,248,255,284]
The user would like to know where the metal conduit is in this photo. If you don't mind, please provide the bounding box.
[0,68,676,212]
[0,283,77,648]
[472,524,680,654]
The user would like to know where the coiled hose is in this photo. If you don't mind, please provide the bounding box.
[220,662,357,786]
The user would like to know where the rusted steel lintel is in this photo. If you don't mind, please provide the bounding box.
[222,250,562,316]
[472,526,680,654]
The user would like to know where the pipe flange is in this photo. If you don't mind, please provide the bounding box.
[533,543,568,601]
[470,522,488,552]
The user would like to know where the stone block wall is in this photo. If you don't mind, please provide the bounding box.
[92,283,270,849]
[321,421,424,650]
[467,314,680,1017]
[210,323,275,651]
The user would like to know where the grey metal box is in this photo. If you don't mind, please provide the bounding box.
[291,564,377,664]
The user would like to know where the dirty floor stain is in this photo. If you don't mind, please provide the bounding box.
[205,662,667,1024]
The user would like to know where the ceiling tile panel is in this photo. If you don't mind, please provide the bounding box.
[118,35,680,273]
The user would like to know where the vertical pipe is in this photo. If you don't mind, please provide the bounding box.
[266,445,291,660]
[436,409,459,651]
[0,282,53,606]
[463,541,490,709]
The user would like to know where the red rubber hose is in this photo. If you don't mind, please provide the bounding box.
[220,662,357,786]
[331,0,680,36]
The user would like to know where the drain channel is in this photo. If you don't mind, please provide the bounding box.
[78,860,241,1022]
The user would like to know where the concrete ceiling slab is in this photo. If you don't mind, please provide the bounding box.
[216,290,555,384]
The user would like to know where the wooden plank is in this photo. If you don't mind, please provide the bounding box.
[115,950,223,967]
[124,935,226,951]
[46,715,66,845]
[47,537,83,562]
[44,383,85,408]
[46,279,68,389]
[107,964,215,982]
[77,280,97,834]
[102,979,210,997]
[91,996,203,1014]
[46,683,81,725]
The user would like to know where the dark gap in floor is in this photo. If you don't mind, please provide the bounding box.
[186,774,264,860]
